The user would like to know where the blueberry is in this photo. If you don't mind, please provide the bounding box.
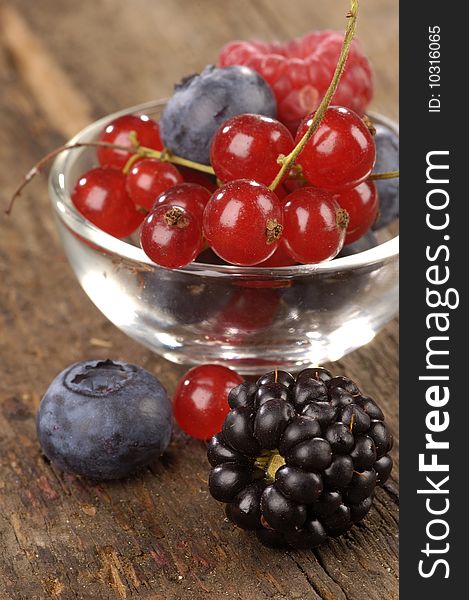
[160,65,277,165]
[372,124,399,229]
[37,359,172,479]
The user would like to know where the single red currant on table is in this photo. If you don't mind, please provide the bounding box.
[140,205,203,269]
[336,181,379,244]
[125,158,183,211]
[97,114,163,170]
[71,168,143,238]
[173,365,244,440]
[152,183,211,226]
[210,113,294,186]
[295,106,376,191]
[283,187,348,264]
[203,179,284,266]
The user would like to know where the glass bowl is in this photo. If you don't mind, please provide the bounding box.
[48,100,399,375]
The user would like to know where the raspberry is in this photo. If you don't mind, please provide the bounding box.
[219,30,373,133]
[207,367,393,549]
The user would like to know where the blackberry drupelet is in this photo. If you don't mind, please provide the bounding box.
[207,368,393,549]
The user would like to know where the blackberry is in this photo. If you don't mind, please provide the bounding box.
[207,368,393,549]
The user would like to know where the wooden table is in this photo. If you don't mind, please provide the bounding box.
[0,1,398,598]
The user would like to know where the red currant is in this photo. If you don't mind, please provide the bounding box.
[71,168,143,238]
[125,159,183,211]
[152,183,211,226]
[178,166,218,192]
[257,242,296,267]
[210,114,294,186]
[97,114,163,170]
[295,106,376,191]
[203,179,283,266]
[274,176,308,203]
[140,205,202,269]
[336,181,379,244]
[173,365,243,440]
[283,187,348,264]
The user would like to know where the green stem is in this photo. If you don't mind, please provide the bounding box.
[153,149,215,175]
[6,140,215,216]
[269,0,359,191]
[369,170,399,181]
[126,130,216,175]
[123,145,215,175]
[122,153,142,175]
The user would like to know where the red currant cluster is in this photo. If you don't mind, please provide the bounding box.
[71,105,378,268]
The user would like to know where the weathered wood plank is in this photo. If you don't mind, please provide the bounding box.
[0,1,398,598]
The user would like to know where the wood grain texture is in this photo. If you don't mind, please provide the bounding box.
[0,1,399,598]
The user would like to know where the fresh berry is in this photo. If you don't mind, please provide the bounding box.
[283,187,348,264]
[296,106,376,191]
[335,181,379,244]
[195,247,230,266]
[207,368,393,549]
[203,179,284,266]
[173,365,244,440]
[37,359,172,479]
[372,124,399,229]
[257,242,296,267]
[97,114,163,170]
[337,230,378,257]
[219,30,373,132]
[71,167,143,238]
[125,159,183,211]
[152,183,211,226]
[177,166,218,192]
[140,205,203,269]
[160,65,276,165]
[210,113,294,186]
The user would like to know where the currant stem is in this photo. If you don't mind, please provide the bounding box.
[156,149,215,175]
[6,140,215,216]
[122,153,141,175]
[5,141,130,216]
[369,170,399,181]
[269,0,359,191]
